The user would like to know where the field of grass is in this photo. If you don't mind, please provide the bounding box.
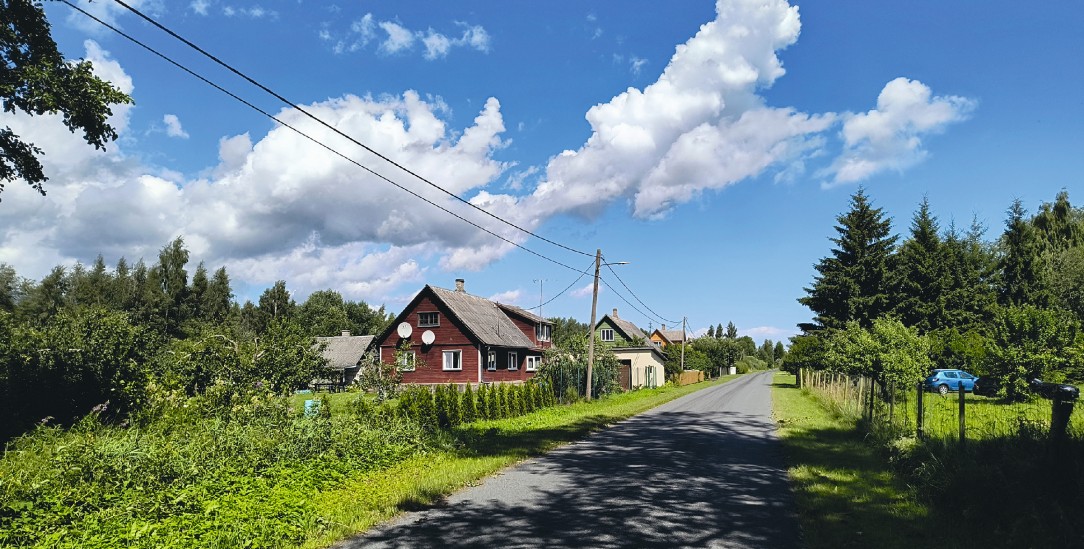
[771,372,948,549]
[775,371,1084,548]
[1,374,742,548]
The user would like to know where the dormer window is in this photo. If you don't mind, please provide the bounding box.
[418,312,439,327]
[536,323,551,341]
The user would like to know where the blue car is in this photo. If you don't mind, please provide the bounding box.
[924,369,977,396]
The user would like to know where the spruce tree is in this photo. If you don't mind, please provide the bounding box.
[940,218,997,331]
[725,322,738,339]
[799,187,897,332]
[707,325,715,338]
[893,198,944,332]
[998,199,1046,307]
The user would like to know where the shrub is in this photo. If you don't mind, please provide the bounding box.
[476,384,489,419]
[460,384,477,423]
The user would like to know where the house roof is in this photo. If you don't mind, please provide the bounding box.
[428,286,538,348]
[598,314,647,341]
[314,334,374,369]
[497,303,549,324]
[660,329,686,342]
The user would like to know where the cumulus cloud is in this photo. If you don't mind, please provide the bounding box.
[742,325,797,340]
[65,0,162,34]
[190,0,211,15]
[162,114,189,138]
[488,289,523,304]
[824,77,976,185]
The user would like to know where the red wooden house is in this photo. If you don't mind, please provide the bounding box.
[372,279,552,385]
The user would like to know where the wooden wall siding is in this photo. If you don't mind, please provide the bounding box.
[506,315,552,350]
[377,294,480,384]
[649,333,668,348]
[481,348,541,383]
[596,319,632,347]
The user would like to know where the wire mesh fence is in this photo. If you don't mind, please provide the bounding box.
[798,368,1084,442]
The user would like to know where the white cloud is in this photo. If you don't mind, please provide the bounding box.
[65,0,162,34]
[326,15,489,59]
[825,77,976,185]
[742,325,797,341]
[162,114,189,139]
[570,282,602,299]
[190,0,211,15]
[629,56,647,75]
[380,21,416,54]
[488,289,522,304]
[221,5,276,19]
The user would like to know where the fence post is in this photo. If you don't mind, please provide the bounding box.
[889,381,895,428]
[1051,399,1075,444]
[916,381,924,439]
[958,383,966,445]
[868,378,876,422]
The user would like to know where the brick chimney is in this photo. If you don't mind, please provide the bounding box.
[612,307,618,318]
[455,278,465,292]
[661,324,666,331]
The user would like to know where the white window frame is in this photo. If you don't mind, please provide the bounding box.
[418,312,440,327]
[487,350,497,371]
[526,355,540,372]
[601,328,615,342]
[536,323,551,342]
[442,350,462,371]
[508,352,518,371]
[398,351,416,372]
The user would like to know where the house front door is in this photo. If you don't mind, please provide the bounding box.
[618,360,632,391]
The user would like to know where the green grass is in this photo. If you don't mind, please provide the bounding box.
[771,372,949,549]
[287,390,366,415]
[774,372,1084,548]
[302,374,743,548]
[0,374,744,549]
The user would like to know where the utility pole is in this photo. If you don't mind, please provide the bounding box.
[681,316,687,371]
[586,249,601,401]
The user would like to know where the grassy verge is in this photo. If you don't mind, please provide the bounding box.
[770,372,946,549]
[303,374,742,548]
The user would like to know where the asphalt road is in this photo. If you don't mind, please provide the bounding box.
[339,370,799,548]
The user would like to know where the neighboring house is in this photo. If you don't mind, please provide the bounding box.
[612,345,667,391]
[594,308,648,346]
[313,331,375,388]
[595,308,665,391]
[372,279,552,385]
[649,325,688,350]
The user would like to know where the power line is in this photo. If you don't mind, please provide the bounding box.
[601,255,678,325]
[62,0,587,275]
[524,259,595,312]
[109,0,593,259]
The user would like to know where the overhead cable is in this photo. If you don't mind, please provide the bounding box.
[109,0,593,259]
[62,0,585,274]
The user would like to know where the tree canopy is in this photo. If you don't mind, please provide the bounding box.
[1,0,132,197]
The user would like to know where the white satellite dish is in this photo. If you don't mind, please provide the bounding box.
[397,322,413,338]
[421,330,435,345]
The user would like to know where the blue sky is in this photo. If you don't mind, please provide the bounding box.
[4,0,1082,342]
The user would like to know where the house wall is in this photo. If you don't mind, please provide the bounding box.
[596,318,634,347]
[649,332,669,349]
[377,294,480,385]
[376,293,542,385]
[612,349,665,389]
[506,315,553,351]
[480,347,541,384]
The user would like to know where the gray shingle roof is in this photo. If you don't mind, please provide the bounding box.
[497,303,549,324]
[314,335,374,369]
[660,329,686,342]
[430,286,537,348]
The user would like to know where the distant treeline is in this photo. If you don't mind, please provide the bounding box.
[0,237,395,441]
[786,189,1084,398]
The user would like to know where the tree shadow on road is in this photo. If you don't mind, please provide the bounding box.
[342,409,800,548]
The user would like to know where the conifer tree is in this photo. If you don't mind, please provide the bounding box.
[707,325,715,338]
[998,199,1046,307]
[893,198,944,332]
[725,322,738,339]
[799,188,897,332]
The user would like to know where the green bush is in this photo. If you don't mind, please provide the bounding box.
[476,384,489,419]
[460,384,477,423]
